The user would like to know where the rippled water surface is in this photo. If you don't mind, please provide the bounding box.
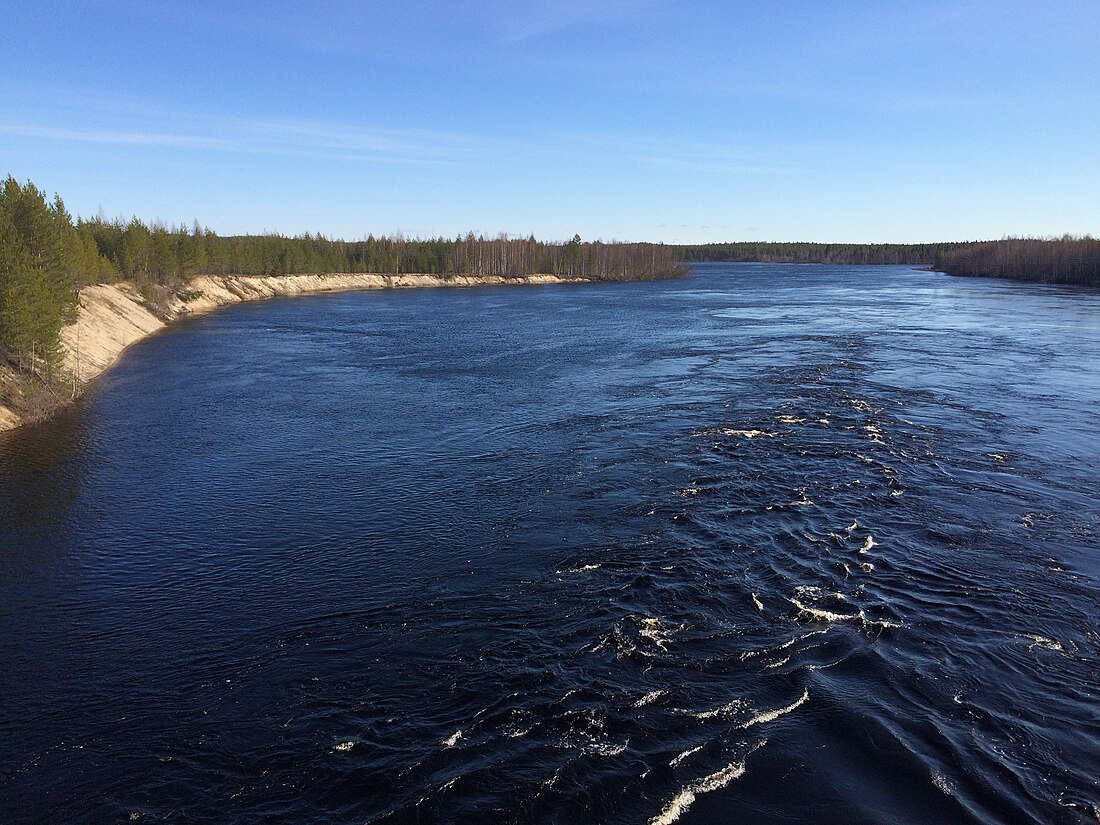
[2,264,1099,824]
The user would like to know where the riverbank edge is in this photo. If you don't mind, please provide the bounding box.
[0,271,586,433]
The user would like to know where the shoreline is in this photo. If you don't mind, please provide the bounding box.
[0,272,585,434]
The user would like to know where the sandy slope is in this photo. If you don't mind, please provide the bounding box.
[59,283,166,384]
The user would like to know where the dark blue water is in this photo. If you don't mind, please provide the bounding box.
[2,264,1099,824]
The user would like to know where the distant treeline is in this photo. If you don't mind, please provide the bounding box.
[79,223,682,286]
[678,238,1100,287]
[677,241,970,265]
[933,236,1100,287]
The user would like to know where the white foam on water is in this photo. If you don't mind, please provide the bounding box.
[741,629,828,660]
[738,688,809,728]
[566,732,628,757]
[751,593,764,612]
[860,562,875,573]
[865,618,902,631]
[864,423,886,443]
[670,744,704,768]
[859,536,876,553]
[675,487,703,497]
[776,415,806,424]
[442,730,463,748]
[639,617,678,651]
[332,741,356,753]
[634,690,666,708]
[719,428,777,439]
[1022,634,1063,652]
[556,563,602,574]
[763,656,790,670]
[932,772,955,795]
[593,740,629,757]
[690,761,752,796]
[1057,796,1100,821]
[791,597,864,624]
[650,787,697,825]
[649,741,765,825]
[691,696,746,720]
[845,520,859,532]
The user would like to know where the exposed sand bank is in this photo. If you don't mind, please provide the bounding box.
[59,283,166,384]
[180,272,575,315]
[0,272,581,432]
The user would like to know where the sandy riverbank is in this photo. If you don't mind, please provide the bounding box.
[0,272,581,433]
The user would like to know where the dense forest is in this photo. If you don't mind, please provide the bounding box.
[677,241,971,265]
[932,236,1100,287]
[78,223,682,287]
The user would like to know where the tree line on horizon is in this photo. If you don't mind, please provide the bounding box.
[79,222,683,287]
[676,241,971,265]
[677,238,1100,286]
[932,236,1100,287]
[3,174,1098,379]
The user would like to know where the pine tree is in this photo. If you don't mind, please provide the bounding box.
[0,177,77,367]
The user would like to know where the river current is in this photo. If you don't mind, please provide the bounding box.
[1,264,1098,824]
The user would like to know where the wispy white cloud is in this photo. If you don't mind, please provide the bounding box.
[0,119,467,165]
[1,86,801,176]
[0,124,236,151]
[0,94,513,165]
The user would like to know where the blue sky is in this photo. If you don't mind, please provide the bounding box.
[2,1,1098,243]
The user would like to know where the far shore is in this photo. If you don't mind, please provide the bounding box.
[0,271,587,434]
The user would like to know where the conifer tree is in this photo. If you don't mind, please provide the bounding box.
[0,177,77,366]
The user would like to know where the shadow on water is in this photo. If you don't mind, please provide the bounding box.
[0,398,91,569]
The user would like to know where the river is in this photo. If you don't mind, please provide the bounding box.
[1,264,1098,823]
